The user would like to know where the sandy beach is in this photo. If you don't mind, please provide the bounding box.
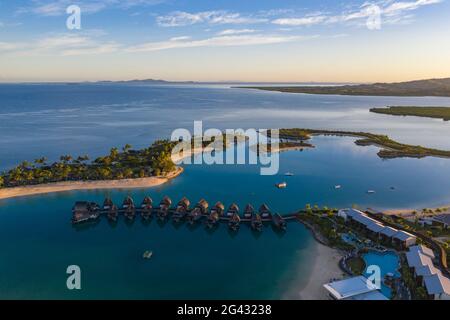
[296,243,345,300]
[283,241,345,300]
[0,167,184,201]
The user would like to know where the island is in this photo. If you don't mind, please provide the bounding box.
[2,129,450,200]
[370,106,450,121]
[277,128,450,159]
[238,77,450,97]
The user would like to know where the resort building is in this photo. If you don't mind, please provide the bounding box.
[323,276,388,300]
[338,209,417,249]
[405,245,450,300]
[432,214,450,229]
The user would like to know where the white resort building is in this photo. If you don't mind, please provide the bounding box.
[323,276,388,300]
[338,208,417,249]
[406,245,450,300]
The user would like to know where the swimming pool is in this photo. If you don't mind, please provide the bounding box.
[363,251,400,298]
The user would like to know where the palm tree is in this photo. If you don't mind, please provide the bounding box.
[34,157,48,166]
[122,144,132,153]
[110,147,119,160]
[0,175,4,188]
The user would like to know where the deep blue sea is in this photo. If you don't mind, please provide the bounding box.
[0,83,450,299]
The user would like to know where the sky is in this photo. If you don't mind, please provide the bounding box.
[0,0,449,82]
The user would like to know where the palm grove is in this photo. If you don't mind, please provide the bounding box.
[0,140,177,188]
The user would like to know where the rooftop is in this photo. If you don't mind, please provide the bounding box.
[323,276,387,300]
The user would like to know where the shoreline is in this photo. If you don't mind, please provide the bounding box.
[0,167,184,201]
[284,241,345,300]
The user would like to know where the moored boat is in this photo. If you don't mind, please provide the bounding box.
[275,182,287,189]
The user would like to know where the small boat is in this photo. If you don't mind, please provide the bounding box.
[335,185,342,189]
[367,190,376,194]
[284,172,294,176]
[172,197,190,222]
[259,204,272,220]
[273,213,287,231]
[276,182,287,189]
[243,204,254,219]
[390,186,396,190]
[143,251,153,259]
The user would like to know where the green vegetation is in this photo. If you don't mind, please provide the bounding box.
[370,106,450,121]
[347,256,366,275]
[279,128,450,159]
[239,77,450,97]
[0,140,178,189]
[298,207,354,251]
[400,263,429,300]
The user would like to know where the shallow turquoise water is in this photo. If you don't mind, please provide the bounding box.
[1,138,450,299]
[363,251,401,298]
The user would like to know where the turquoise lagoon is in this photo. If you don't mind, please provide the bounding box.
[1,84,450,299]
[1,137,450,299]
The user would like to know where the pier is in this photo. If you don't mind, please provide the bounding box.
[71,196,298,231]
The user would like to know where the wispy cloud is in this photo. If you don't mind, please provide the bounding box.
[127,34,317,52]
[19,0,165,16]
[271,0,442,27]
[272,16,327,26]
[0,33,120,56]
[216,29,257,36]
[156,10,268,27]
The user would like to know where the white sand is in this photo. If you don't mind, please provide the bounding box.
[0,167,183,200]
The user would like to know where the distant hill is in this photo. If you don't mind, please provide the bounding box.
[94,79,196,85]
[240,78,450,97]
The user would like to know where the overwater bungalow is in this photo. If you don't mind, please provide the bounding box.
[187,199,209,224]
[211,202,225,217]
[157,196,172,220]
[172,197,190,222]
[206,202,224,228]
[122,196,136,220]
[273,213,287,231]
[141,196,153,219]
[72,201,100,224]
[244,204,254,219]
[259,204,272,220]
[251,213,263,232]
[107,204,119,221]
[226,203,239,218]
[103,197,114,210]
[228,212,241,231]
